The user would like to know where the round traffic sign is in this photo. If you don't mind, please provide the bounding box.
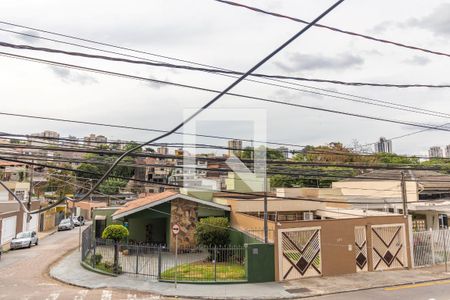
[172,224,180,235]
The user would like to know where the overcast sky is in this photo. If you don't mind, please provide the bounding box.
[1,0,450,156]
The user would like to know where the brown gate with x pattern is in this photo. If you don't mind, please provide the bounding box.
[371,224,406,271]
[278,227,322,280]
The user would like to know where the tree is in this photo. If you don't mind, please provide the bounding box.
[102,224,129,273]
[375,152,419,165]
[75,151,136,192]
[241,146,286,160]
[195,217,230,246]
[98,178,127,195]
[270,175,297,188]
[44,165,75,199]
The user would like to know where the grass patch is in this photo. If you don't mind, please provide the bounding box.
[160,262,246,282]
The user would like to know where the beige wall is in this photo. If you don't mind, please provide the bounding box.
[276,188,350,209]
[332,180,418,202]
[230,211,275,242]
[231,211,275,230]
[222,198,325,213]
[274,215,411,280]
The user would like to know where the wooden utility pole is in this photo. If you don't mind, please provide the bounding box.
[401,171,408,218]
[26,160,34,231]
[263,172,268,244]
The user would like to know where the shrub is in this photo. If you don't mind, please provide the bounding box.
[195,217,230,246]
[90,254,103,265]
[101,224,129,274]
[101,224,129,241]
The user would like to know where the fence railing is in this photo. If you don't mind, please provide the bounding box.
[81,224,92,262]
[413,229,450,267]
[81,227,247,282]
[244,228,275,243]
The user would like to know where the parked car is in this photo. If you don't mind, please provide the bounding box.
[10,231,38,249]
[72,216,85,226]
[58,218,75,231]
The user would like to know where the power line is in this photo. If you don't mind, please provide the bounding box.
[4,130,450,164]
[3,40,450,120]
[214,0,450,60]
[2,51,450,135]
[2,25,450,125]
[70,0,347,203]
[0,154,420,205]
[2,141,450,170]
[1,38,450,89]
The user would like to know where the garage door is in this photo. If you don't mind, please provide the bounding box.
[1,216,17,245]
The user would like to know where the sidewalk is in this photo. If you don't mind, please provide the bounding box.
[37,228,58,240]
[50,251,450,299]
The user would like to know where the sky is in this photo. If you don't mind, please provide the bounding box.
[1,0,450,156]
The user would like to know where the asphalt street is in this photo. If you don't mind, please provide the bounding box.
[0,226,158,300]
[308,280,450,300]
[2,225,450,299]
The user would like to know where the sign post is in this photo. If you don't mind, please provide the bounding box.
[78,216,84,252]
[172,224,180,288]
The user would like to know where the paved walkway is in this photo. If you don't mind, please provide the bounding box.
[51,251,450,299]
[37,228,58,239]
[0,227,155,300]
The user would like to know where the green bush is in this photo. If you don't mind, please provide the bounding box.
[195,217,230,246]
[101,224,129,241]
[90,254,103,265]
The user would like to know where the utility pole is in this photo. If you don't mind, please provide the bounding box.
[26,160,34,231]
[263,172,268,244]
[401,171,408,218]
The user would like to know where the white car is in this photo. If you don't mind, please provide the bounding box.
[10,231,38,249]
[58,219,75,231]
[72,216,85,226]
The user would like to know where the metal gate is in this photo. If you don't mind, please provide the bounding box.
[355,226,368,272]
[371,224,406,271]
[1,216,17,245]
[278,227,322,280]
[413,229,450,267]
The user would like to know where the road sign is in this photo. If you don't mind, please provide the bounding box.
[172,224,180,235]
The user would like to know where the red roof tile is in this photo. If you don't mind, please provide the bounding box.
[112,191,177,217]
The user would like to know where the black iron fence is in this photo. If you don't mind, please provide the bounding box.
[81,224,92,262]
[81,227,247,282]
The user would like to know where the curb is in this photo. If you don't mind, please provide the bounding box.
[80,261,118,277]
[289,276,450,299]
[49,252,450,300]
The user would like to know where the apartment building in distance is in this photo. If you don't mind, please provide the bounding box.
[227,139,242,157]
[445,145,450,158]
[29,130,60,146]
[429,146,444,158]
[374,137,392,153]
[83,134,107,147]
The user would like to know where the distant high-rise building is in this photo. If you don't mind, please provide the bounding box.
[29,130,60,146]
[374,137,392,153]
[429,146,444,158]
[445,145,450,158]
[227,139,242,157]
[157,146,169,155]
[84,134,107,147]
[277,146,289,159]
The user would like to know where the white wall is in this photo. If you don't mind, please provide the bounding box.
[22,213,38,232]
[1,216,17,245]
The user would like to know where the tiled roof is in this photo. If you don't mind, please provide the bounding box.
[0,161,22,167]
[111,190,230,219]
[112,190,177,217]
